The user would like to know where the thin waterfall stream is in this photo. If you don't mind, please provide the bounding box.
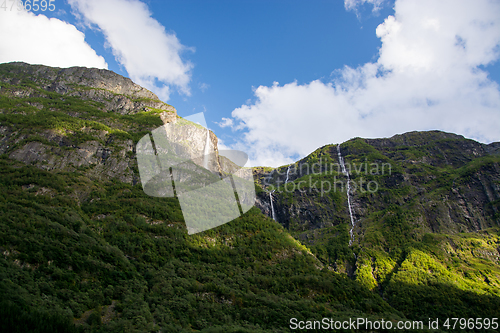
[285,165,291,184]
[337,144,356,246]
[269,166,291,221]
[269,191,276,221]
[203,129,210,169]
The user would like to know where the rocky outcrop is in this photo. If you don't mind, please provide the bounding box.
[0,63,229,196]
[153,117,221,174]
[0,62,176,115]
[4,128,136,183]
[1,62,154,98]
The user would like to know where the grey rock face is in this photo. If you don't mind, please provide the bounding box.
[2,62,155,98]
[6,132,136,184]
[0,63,178,188]
[0,62,176,115]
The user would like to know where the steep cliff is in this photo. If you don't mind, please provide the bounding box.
[0,62,222,196]
[258,131,500,236]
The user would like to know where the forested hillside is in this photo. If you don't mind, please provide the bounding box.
[1,62,499,332]
[257,130,500,330]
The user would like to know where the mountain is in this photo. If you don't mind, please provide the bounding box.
[1,62,499,332]
[256,129,500,314]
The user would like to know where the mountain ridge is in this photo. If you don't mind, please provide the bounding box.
[2,61,159,100]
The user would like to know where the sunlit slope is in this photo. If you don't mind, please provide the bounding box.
[257,131,500,322]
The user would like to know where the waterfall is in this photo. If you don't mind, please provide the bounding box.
[203,129,210,169]
[337,144,356,246]
[269,191,276,221]
[285,165,291,184]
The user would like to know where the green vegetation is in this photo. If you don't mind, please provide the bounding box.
[257,131,500,328]
[0,79,165,148]
[2,63,500,332]
[0,156,403,332]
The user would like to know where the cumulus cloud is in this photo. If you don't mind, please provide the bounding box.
[68,0,193,101]
[216,118,234,128]
[344,0,386,13]
[0,8,107,69]
[226,0,500,167]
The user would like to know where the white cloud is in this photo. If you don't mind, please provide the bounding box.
[344,0,386,13]
[217,117,234,128]
[0,9,107,69]
[227,0,500,167]
[68,0,193,101]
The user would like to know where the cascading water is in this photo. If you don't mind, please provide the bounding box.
[203,129,210,169]
[269,190,276,221]
[337,144,356,246]
[285,165,291,184]
[270,166,291,221]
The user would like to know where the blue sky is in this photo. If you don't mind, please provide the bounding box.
[1,0,500,166]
